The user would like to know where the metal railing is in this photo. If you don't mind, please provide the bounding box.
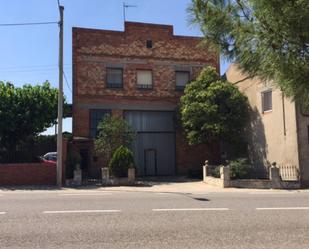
[279,164,299,181]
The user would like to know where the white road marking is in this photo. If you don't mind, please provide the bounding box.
[43,209,121,214]
[152,208,229,212]
[58,193,112,196]
[0,212,6,215]
[256,207,309,210]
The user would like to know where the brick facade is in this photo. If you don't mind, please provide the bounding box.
[72,22,219,177]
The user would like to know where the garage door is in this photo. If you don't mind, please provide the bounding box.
[124,111,175,176]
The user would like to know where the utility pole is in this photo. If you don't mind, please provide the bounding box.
[56,5,64,187]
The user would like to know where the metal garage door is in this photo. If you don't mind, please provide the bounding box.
[124,111,175,176]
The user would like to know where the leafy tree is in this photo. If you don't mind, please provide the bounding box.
[94,115,135,164]
[180,66,249,145]
[0,81,59,153]
[189,0,309,104]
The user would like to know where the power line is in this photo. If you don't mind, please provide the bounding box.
[63,70,72,93]
[0,21,58,27]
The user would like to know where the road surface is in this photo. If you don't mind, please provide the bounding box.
[1,189,309,249]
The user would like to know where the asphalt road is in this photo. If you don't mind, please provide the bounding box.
[1,189,309,249]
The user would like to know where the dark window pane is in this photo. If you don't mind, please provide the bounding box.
[106,68,123,88]
[90,109,111,138]
[146,40,153,48]
[176,71,190,90]
[262,91,272,112]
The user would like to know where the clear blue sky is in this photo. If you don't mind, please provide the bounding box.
[0,0,229,135]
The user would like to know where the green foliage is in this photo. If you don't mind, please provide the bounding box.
[180,66,249,145]
[109,145,134,177]
[66,149,81,178]
[0,81,60,153]
[213,166,220,178]
[94,115,135,163]
[228,158,252,179]
[189,0,309,105]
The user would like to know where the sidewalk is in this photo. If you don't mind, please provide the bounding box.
[1,180,307,194]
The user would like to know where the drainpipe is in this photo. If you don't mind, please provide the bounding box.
[282,92,286,136]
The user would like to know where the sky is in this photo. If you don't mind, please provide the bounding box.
[0,0,229,135]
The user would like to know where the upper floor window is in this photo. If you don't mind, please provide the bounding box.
[90,109,111,138]
[175,71,190,90]
[137,70,153,89]
[261,90,272,113]
[106,68,123,88]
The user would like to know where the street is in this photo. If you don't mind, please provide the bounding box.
[1,187,309,249]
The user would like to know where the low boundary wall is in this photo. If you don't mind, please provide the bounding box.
[0,163,56,186]
[203,163,301,189]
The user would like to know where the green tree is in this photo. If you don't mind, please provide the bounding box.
[180,66,249,145]
[189,0,309,104]
[94,115,135,164]
[0,81,59,153]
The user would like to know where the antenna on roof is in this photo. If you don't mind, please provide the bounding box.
[123,2,137,23]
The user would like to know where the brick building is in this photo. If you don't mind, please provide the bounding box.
[72,22,219,178]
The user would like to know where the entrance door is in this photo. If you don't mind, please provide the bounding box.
[144,149,157,176]
[124,111,176,176]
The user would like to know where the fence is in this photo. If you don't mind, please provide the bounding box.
[279,164,299,181]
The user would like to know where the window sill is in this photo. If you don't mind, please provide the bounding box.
[106,86,123,90]
[175,86,185,91]
[136,85,153,90]
[262,110,272,114]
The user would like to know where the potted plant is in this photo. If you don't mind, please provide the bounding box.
[108,145,135,185]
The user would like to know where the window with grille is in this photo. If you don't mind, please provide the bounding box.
[90,109,111,138]
[175,71,190,90]
[137,70,153,89]
[106,68,123,88]
[261,90,272,113]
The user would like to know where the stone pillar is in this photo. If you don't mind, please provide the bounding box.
[269,162,281,188]
[101,167,110,185]
[128,168,135,183]
[220,166,230,188]
[203,160,209,180]
[73,169,82,186]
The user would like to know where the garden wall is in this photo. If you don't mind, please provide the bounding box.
[0,138,67,186]
[203,165,301,189]
[0,163,56,186]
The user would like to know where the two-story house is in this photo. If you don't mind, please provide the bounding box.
[226,64,309,186]
[72,22,219,178]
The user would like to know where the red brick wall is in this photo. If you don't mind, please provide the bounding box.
[176,130,220,175]
[72,22,220,175]
[0,163,56,186]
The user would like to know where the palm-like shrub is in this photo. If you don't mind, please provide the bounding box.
[109,145,134,177]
